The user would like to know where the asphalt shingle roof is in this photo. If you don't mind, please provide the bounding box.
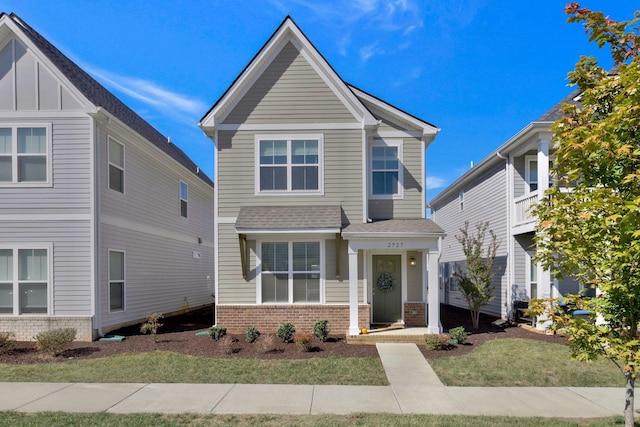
[342,219,444,235]
[536,88,582,123]
[235,205,343,231]
[5,13,213,188]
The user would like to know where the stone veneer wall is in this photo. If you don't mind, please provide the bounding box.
[403,302,426,327]
[0,316,94,341]
[216,304,370,335]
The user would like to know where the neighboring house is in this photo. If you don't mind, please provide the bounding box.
[0,13,215,341]
[430,90,585,323]
[199,17,444,336]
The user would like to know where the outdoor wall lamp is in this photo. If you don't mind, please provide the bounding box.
[409,257,417,267]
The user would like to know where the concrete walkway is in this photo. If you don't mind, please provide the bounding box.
[0,343,633,417]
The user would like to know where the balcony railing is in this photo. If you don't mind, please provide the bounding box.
[514,191,538,225]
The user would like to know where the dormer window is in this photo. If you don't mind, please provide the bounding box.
[255,134,323,195]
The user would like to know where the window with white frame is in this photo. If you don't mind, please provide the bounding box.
[260,241,321,303]
[525,156,553,193]
[180,181,188,218]
[108,137,125,193]
[109,250,125,311]
[458,191,464,212]
[0,126,50,184]
[0,247,49,315]
[370,139,402,197]
[527,251,538,299]
[256,135,322,194]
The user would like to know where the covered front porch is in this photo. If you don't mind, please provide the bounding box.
[342,219,445,336]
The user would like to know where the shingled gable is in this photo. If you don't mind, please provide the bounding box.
[1,12,213,188]
[198,16,379,135]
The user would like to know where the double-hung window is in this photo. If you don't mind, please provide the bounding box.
[256,135,322,194]
[525,156,553,193]
[109,250,125,311]
[0,125,50,185]
[370,139,402,198]
[180,181,188,218]
[108,137,125,193]
[259,241,322,303]
[0,246,50,315]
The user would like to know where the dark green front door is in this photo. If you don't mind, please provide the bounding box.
[372,255,402,323]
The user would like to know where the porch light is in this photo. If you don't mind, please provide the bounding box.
[409,257,417,267]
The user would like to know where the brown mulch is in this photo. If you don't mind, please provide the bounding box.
[0,305,567,365]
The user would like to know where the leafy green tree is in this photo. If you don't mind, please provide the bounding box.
[531,4,640,425]
[454,221,500,330]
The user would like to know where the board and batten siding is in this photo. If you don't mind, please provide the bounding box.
[368,136,424,220]
[223,41,353,125]
[216,128,363,221]
[432,161,508,317]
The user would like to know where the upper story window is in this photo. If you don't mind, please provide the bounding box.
[370,139,403,198]
[0,125,50,186]
[180,181,188,218]
[108,137,125,193]
[525,156,553,193]
[0,246,50,315]
[255,134,323,195]
[459,191,464,212]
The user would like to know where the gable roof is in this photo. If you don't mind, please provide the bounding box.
[1,12,213,188]
[199,16,435,139]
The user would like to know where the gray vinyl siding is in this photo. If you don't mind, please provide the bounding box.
[431,162,508,316]
[513,234,531,301]
[217,128,363,221]
[0,220,92,315]
[100,224,214,329]
[97,124,215,329]
[223,42,353,124]
[406,250,422,301]
[325,238,363,304]
[0,117,92,212]
[368,137,424,219]
[0,37,83,112]
[376,116,408,133]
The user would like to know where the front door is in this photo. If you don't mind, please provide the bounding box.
[372,255,402,324]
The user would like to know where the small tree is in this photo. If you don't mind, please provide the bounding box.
[530,4,640,426]
[453,221,500,329]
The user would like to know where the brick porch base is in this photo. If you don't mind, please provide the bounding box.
[216,304,370,335]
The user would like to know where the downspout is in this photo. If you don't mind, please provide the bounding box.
[497,151,512,320]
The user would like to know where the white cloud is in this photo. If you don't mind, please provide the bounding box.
[426,175,448,191]
[85,66,207,126]
[359,42,380,62]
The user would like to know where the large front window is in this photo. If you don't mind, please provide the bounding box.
[0,247,49,315]
[370,139,402,198]
[0,126,49,185]
[256,135,322,194]
[260,241,321,303]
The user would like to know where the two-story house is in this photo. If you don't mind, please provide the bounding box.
[430,89,585,324]
[199,17,444,336]
[0,13,215,341]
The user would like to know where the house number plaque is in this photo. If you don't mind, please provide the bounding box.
[386,242,404,248]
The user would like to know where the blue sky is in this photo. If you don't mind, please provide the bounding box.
[0,1,636,199]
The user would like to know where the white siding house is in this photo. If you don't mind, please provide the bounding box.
[0,13,214,340]
[430,89,584,324]
[200,17,444,336]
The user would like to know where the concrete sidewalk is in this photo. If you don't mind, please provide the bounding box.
[0,343,632,417]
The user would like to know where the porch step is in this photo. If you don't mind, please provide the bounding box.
[346,329,428,345]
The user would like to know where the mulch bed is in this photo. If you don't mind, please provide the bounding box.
[0,305,566,365]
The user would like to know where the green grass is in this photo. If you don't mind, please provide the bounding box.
[429,338,624,387]
[0,412,632,427]
[0,351,387,385]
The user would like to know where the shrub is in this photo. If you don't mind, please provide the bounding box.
[313,319,329,342]
[424,334,452,351]
[245,327,260,343]
[449,326,468,344]
[258,334,278,353]
[276,322,295,343]
[208,326,227,341]
[34,328,76,356]
[0,331,16,354]
[294,332,313,352]
[140,312,164,341]
[219,335,240,354]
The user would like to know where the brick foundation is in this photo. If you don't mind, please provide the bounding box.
[0,316,94,342]
[216,304,370,335]
[404,302,426,326]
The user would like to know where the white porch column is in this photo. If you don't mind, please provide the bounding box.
[538,136,550,194]
[427,250,442,334]
[348,245,360,335]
